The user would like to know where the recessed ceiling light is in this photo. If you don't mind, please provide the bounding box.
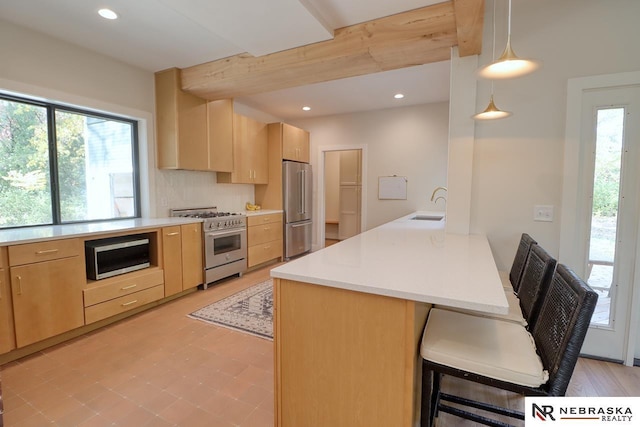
[394,93,405,99]
[98,8,118,20]
[302,106,311,111]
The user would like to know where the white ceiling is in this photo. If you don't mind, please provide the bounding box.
[0,0,451,120]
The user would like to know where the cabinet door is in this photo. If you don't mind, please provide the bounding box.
[11,257,84,348]
[338,185,362,240]
[207,99,233,172]
[218,114,268,184]
[340,150,362,185]
[282,123,310,163]
[162,226,183,297]
[0,267,16,353]
[155,68,208,171]
[181,223,203,290]
[232,114,253,183]
[248,117,269,183]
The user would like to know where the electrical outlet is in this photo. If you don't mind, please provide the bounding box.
[160,197,168,207]
[534,205,554,222]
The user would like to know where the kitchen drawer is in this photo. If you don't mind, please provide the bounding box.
[84,268,164,307]
[248,221,283,246]
[85,285,164,324]
[247,212,283,227]
[9,238,81,266]
[248,239,283,268]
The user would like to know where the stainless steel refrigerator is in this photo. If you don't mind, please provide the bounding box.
[283,160,312,259]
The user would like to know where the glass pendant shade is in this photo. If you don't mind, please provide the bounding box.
[472,95,512,120]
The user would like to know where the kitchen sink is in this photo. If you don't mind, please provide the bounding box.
[410,215,444,221]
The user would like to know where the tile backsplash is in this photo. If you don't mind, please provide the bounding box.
[154,169,254,216]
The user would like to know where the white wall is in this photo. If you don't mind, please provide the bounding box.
[467,0,640,268]
[291,102,449,233]
[0,19,255,217]
[460,0,640,360]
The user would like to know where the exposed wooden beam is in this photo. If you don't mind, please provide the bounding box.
[181,1,484,100]
[453,0,484,56]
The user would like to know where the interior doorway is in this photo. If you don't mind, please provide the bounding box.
[317,146,366,249]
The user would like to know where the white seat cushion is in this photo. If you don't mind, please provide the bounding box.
[421,308,549,387]
[498,269,513,290]
[439,290,526,326]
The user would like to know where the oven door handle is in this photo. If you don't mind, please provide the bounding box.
[205,228,246,239]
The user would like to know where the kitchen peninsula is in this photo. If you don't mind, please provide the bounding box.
[271,212,508,427]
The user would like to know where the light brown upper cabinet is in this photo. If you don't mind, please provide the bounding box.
[154,68,233,172]
[281,123,310,163]
[254,122,310,210]
[207,99,233,172]
[217,113,268,184]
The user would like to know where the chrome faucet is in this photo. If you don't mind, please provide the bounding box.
[430,186,447,202]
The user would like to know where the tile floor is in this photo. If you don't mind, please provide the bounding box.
[1,263,639,427]
[1,266,276,427]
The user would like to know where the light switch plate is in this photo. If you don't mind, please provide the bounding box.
[534,205,554,222]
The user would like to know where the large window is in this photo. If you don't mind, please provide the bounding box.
[0,93,140,228]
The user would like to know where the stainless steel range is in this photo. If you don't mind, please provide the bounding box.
[170,207,247,289]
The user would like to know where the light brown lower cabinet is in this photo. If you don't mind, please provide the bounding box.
[85,285,164,324]
[0,265,16,354]
[274,278,430,427]
[163,224,203,297]
[180,223,203,290]
[10,256,85,348]
[247,213,283,268]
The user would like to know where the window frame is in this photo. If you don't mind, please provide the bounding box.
[0,92,141,229]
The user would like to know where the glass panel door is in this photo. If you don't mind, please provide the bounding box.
[579,86,640,361]
[587,108,624,326]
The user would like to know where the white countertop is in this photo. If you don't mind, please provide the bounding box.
[271,211,509,314]
[244,209,283,217]
[0,217,202,245]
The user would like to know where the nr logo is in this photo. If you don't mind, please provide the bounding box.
[532,403,556,421]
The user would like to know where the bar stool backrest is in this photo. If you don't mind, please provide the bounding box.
[518,244,557,329]
[510,233,538,292]
[532,264,598,396]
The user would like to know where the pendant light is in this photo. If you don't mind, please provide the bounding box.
[473,0,511,120]
[473,90,512,120]
[478,0,540,79]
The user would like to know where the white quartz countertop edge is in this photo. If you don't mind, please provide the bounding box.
[271,210,509,314]
[244,209,283,216]
[0,217,202,246]
[270,271,508,315]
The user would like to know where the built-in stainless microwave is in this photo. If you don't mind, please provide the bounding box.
[85,235,150,280]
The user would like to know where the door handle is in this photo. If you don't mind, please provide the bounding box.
[16,275,22,295]
[121,300,138,307]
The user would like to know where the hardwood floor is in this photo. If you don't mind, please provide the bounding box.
[1,263,638,426]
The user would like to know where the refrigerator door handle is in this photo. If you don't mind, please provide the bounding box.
[298,171,304,214]
[291,222,310,228]
[301,170,306,215]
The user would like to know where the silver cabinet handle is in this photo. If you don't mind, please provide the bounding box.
[166,232,179,236]
[16,275,22,295]
[121,284,137,290]
[121,300,138,307]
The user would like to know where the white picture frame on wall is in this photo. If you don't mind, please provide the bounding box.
[378,176,407,200]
